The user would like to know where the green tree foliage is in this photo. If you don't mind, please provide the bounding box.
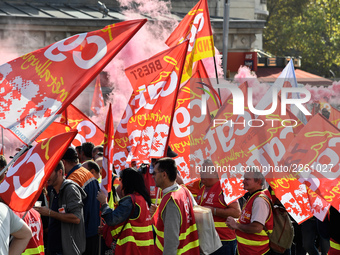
[263,0,340,78]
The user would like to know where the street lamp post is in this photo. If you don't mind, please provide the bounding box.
[222,0,230,80]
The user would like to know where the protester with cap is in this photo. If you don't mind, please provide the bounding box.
[62,147,101,255]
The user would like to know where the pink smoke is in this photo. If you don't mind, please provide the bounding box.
[234,66,269,105]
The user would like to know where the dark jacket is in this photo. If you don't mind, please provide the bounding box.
[50,179,87,255]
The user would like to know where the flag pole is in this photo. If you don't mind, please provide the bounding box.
[222,0,230,80]
[0,114,61,177]
[1,127,4,155]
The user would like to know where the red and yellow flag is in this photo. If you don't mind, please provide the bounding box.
[280,113,340,211]
[61,104,104,147]
[166,0,215,83]
[168,60,219,185]
[0,19,146,144]
[35,122,71,143]
[0,130,77,212]
[124,41,189,163]
[91,75,105,115]
[101,104,114,194]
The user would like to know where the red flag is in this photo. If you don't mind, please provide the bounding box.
[112,93,134,173]
[0,130,77,212]
[0,145,3,155]
[124,41,189,163]
[197,82,253,204]
[35,122,71,143]
[321,103,340,129]
[168,60,219,185]
[166,0,215,83]
[61,104,104,147]
[280,114,340,210]
[101,104,114,194]
[91,75,105,115]
[0,19,146,144]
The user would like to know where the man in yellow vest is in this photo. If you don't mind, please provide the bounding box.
[152,157,200,255]
[226,167,273,255]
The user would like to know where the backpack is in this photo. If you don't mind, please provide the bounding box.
[261,195,294,254]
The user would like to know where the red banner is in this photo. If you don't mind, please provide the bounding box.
[60,104,104,147]
[101,104,114,194]
[124,41,189,163]
[165,0,215,83]
[168,60,219,184]
[91,75,105,115]
[112,93,134,173]
[0,130,77,212]
[0,19,146,144]
[280,114,340,211]
[35,122,71,143]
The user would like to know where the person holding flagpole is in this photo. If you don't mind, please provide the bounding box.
[97,167,154,254]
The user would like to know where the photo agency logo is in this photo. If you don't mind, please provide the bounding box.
[199,80,312,128]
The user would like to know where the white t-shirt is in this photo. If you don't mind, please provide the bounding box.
[0,202,25,255]
[250,196,270,226]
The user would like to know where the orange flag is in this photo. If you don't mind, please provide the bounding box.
[166,0,215,83]
[91,75,105,115]
[0,130,77,212]
[0,19,146,144]
[101,104,114,194]
[124,41,189,163]
[61,104,104,147]
[280,113,340,211]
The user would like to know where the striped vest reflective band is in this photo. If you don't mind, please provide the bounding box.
[110,194,154,255]
[197,182,236,241]
[154,186,200,255]
[15,209,45,255]
[329,238,340,255]
[235,190,273,255]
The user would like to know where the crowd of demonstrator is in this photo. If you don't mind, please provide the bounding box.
[1,141,340,255]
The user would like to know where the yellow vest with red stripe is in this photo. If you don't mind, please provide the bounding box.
[110,193,154,255]
[329,238,340,255]
[154,185,200,255]
[197,182,236,241]
[236,190,273,255]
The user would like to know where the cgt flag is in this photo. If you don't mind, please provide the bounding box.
[91,75,105,115]
[60,104,104,147]
[280,113,340,211]
[101,104,114,194]
[124,41,189,163]
[35,122,71,143]
[165,0,215,83]
[0,19,146,144]
[0,130,77,212]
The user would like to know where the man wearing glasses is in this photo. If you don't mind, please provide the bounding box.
[152,157,199,255]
